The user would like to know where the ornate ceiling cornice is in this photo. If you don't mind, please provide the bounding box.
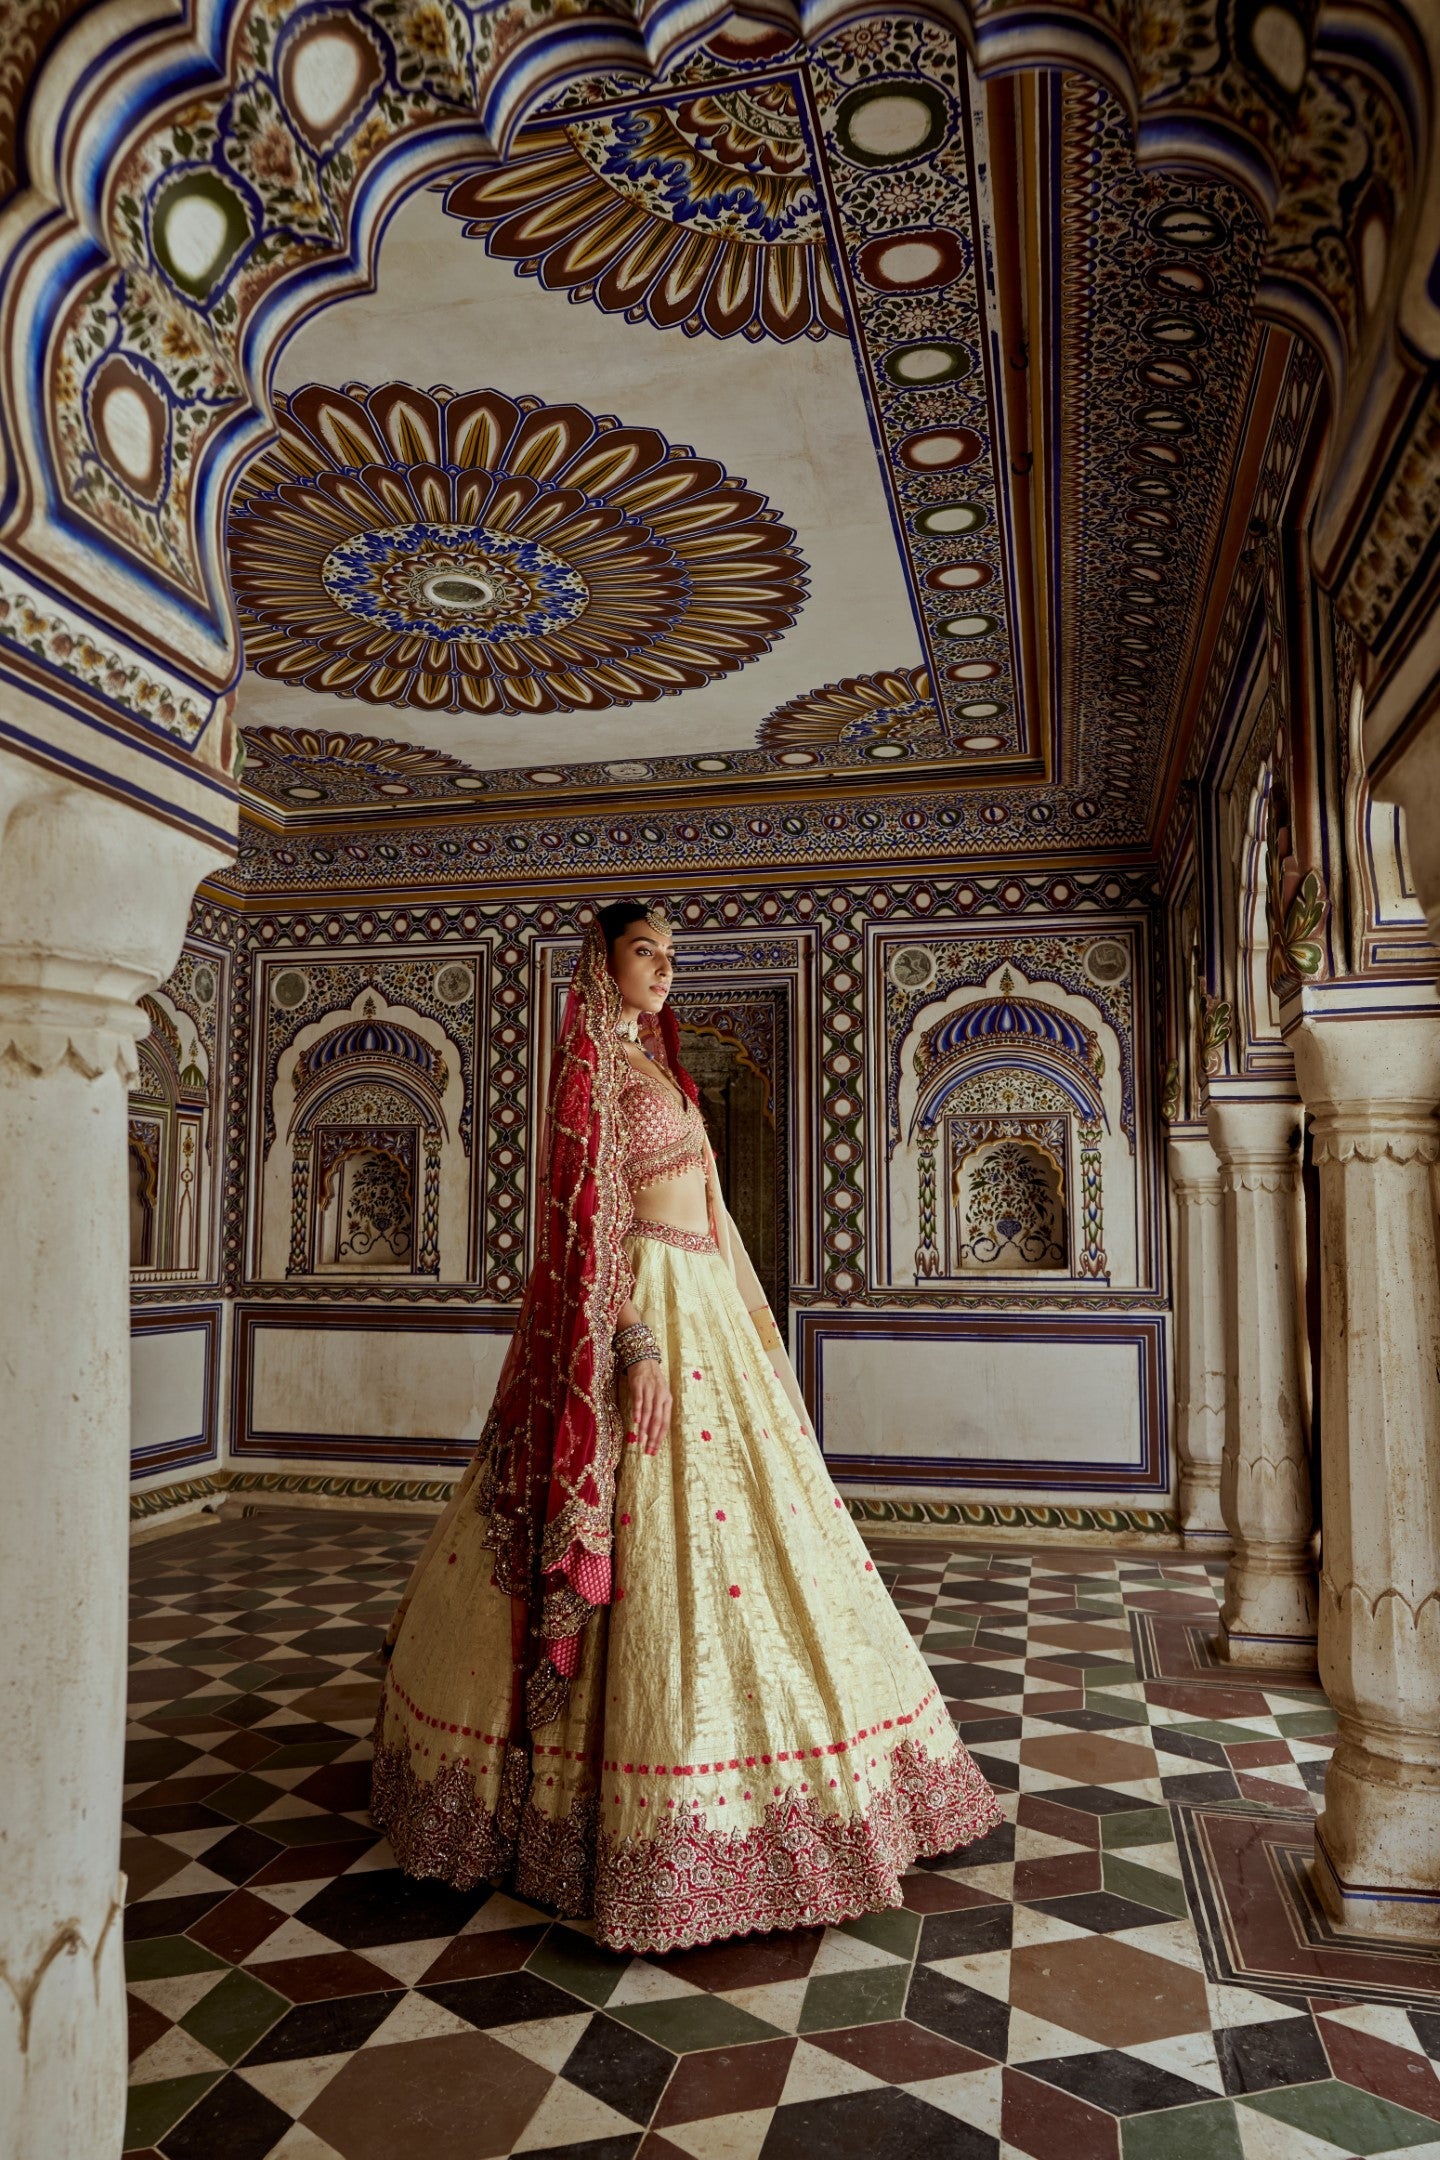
[0,0,1433,855]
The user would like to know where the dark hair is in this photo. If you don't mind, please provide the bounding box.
[596,900,655,951]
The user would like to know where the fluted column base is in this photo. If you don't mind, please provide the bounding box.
[1206,1097,1317,1673]
[1293,1001,1440,1942]
[1216,1543,1319,1667]
[1315,1732,1440,1940]
[1167,1132,1229,1551]
[0,753,223,2160]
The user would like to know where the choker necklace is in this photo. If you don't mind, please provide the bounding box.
[617,1015,641,1042]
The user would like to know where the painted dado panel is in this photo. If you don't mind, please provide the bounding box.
[232,1308,511,1465]
[798,1314,1167,1494]
[130,1307,221,1476]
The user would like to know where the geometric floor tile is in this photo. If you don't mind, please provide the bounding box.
[121,1511,1435,2158]
[1174,1804,1440,2010]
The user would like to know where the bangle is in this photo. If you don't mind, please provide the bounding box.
[614,1321,660,1371]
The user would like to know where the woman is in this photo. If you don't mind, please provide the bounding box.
[371,899,1000,1952]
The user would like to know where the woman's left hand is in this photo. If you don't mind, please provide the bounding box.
[626,1357,672,1455]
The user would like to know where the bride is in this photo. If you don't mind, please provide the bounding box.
[371,898,1000,1952]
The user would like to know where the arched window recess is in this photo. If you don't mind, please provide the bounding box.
[907,981,1109,1284]
[286,1061,446,1279]
[127,996,208,1275]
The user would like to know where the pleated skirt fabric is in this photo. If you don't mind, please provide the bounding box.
[370,1228,1001,1952]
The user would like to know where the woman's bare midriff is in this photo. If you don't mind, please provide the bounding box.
[630,1164,712,1237]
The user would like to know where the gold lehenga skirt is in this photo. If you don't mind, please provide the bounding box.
[370,1225,1001,1952]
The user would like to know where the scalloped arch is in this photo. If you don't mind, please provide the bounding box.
[0,0,1434,802]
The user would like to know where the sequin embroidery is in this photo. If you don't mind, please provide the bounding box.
[619,1066,707,1193]
[627,1220,719,1255]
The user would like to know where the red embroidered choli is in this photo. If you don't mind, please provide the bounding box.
[618,1065,708,1199]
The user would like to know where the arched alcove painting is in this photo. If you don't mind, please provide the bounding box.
[313,1130,418,1274]
[956,1137,1067,1272]
[282,1003,448,1279]
[127,990,211,1280]
[890,959,1129,1289]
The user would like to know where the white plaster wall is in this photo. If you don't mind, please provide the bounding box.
[131,1325,211,1462]
[247,1326,509,1446]
[820,1337,1145,1470]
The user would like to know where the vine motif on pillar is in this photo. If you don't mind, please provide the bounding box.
[1196,990,1233,1080]
[1265,778,1329,993]
[1333,613,1359,770]
[287,1133,313,1277]
[1077,1120,1108,1280]
[1160,1059,1181,1123]
[127,1118,159,1202]
[914,1125,940,1279]
[419,1135,442,1276]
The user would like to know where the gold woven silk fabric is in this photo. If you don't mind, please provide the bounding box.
[371,1235,1001,1950]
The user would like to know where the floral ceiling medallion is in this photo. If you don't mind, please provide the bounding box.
[757,666,943,759]
[229,382,808,715]
[239,728,485,807]
[437,85,845,343]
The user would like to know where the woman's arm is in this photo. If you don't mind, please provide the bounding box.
[616,1296,671,1455]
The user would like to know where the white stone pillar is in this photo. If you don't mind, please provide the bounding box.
[1292,1005,1440,1938]
[0,754,222,2159]
[1167,1132,1229,1547]
[1206,1096,1317,1668]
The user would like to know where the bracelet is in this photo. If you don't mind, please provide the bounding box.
[613,1321,661,1371]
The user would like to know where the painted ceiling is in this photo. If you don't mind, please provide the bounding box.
[230,20,1272,852]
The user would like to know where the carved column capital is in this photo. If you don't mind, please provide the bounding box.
[0,953,152,1084]
[1166,1130,1223,1204]
[0,770,222,1061]
[1292,1004,1440,1149]
[1205,1096,1302,1183]
[1309,1117,1440,1167]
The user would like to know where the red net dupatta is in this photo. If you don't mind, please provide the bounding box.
[470,921,701,1728]
[385,921,704,1735]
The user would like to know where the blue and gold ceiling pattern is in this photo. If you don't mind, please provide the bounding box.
[230,22,1267,852]
[230,382,808,716]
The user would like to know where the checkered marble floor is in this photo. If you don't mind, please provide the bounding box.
[123,1509,1440,2160]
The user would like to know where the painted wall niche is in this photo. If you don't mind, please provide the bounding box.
[260,982,468,1283]
[129,989,211,1278]
[955,1133,1067,1272]
[885,951,1138,1289]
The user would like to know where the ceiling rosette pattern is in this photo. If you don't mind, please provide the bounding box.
[228,382,808,715]
[758,667,943,755]
[438,84,846,342]
[240,728,488,806]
